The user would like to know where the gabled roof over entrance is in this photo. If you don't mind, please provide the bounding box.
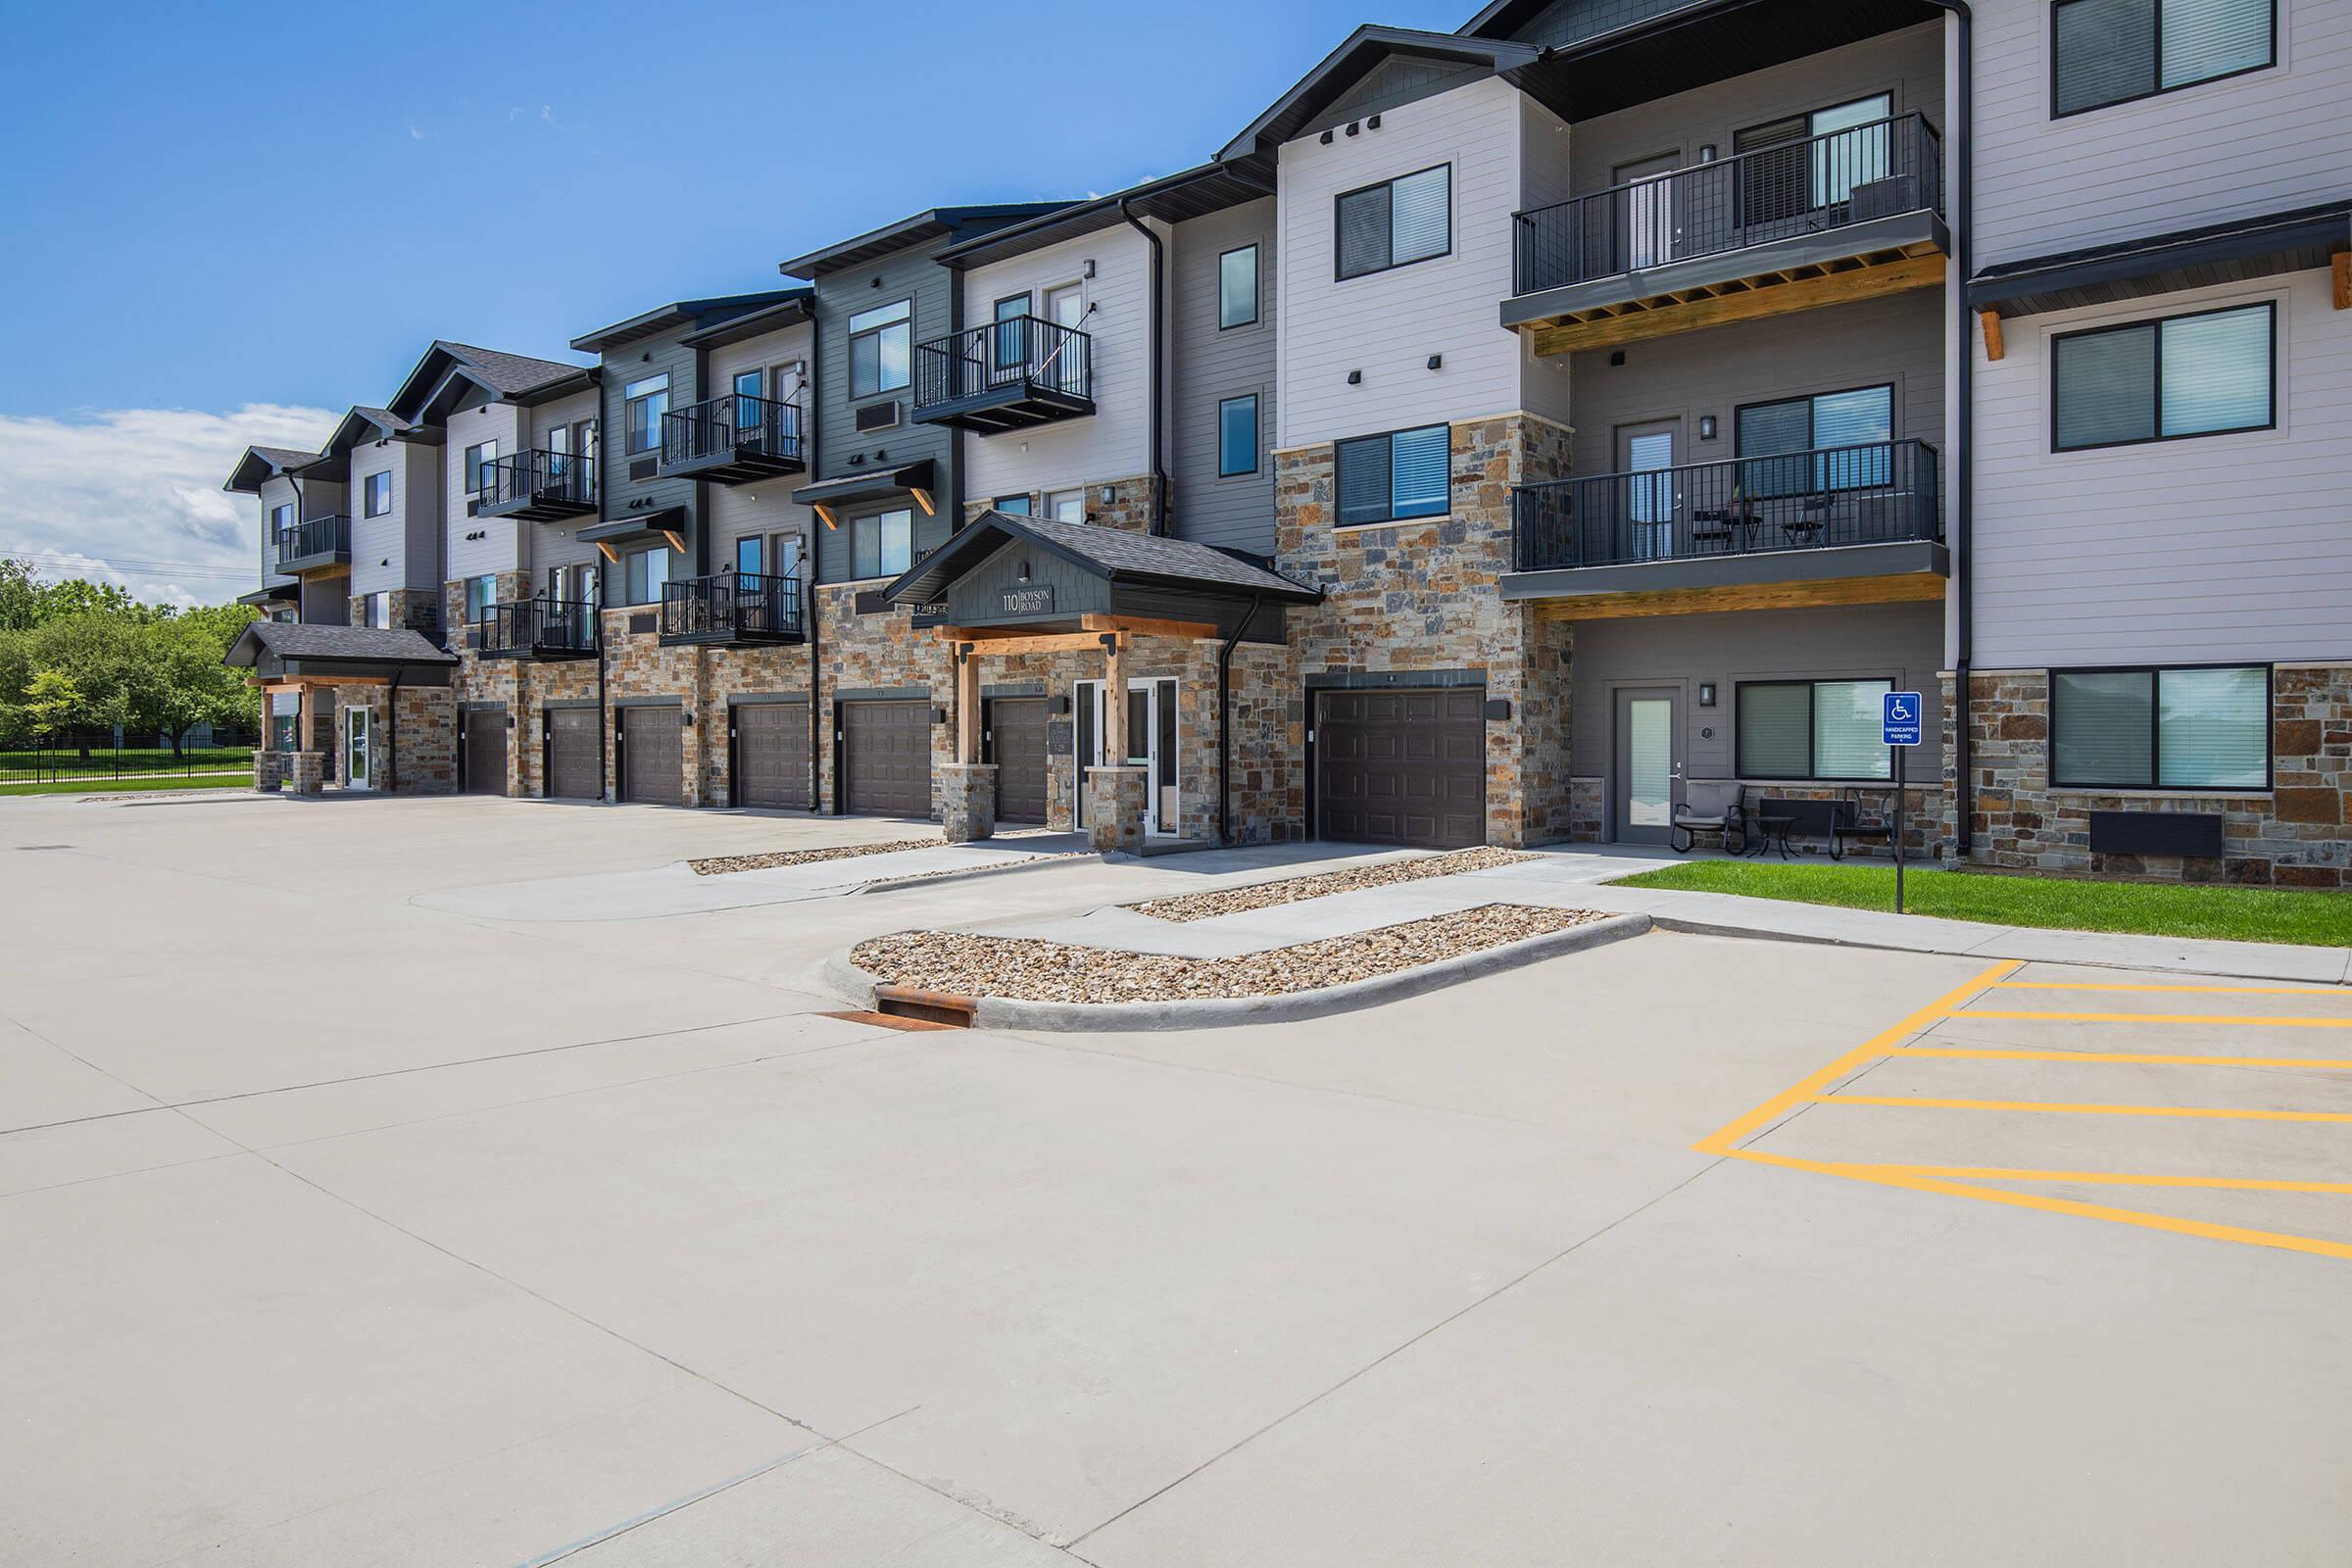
[223,620,457,685]
[882,512,1318,627]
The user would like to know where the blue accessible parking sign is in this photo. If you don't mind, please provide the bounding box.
[1883,691,1925,748]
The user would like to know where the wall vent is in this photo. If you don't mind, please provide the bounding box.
[855,400,901,433]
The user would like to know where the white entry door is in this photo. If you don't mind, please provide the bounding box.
[1073,677,1177,834]
[343,706,371,790]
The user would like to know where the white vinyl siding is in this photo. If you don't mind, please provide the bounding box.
[444,403,523,583]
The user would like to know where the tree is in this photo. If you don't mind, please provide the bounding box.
[15,669,82,746]
[141,615,256,755]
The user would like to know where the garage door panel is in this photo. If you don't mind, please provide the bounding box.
[736,701,810,809]
[1315,688,1486,850]
[842,701,933,818]
[622,707,684,807]
[547,709,599,800]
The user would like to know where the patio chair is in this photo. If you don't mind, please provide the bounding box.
[1670,778,1746,855]
[1827,787,1896,861]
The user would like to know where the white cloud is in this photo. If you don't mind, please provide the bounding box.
[0,404,339,609]
[409,123,427,141]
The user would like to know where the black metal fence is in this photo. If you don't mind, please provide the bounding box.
[660,570,803,641]
[484,449,596,510]
[1510,438,1940,572]
[476,598,597,657]
[1512,112,1943,295]
[914,317,1091,409]
[275,514,350,569]
[1,736,260,787]
[662,391,803,467]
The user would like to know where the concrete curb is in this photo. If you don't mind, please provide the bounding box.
[849,852,1098,897]
[821,911,1651,1032]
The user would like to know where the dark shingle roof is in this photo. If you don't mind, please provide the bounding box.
[886,512,1319,607]
[230,622,455,665]
[350,406,416,433]
[251,445,322,469]
[436,341,585,395]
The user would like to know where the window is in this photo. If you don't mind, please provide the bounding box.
[1217,394,1258,477]
[1335,424,1449,526]
[1218,244,1258,328]
[1736,383,1894,495]
[851,509,912,579]
[623,374,669,455]
[462,441,497,496]
[2053,302,2274,451]
[269,502,294,542]
[849,299,912,398]
[988,495,1030,516]
[1045,488,1084,523]
[621,548,673,606]
[465,574,497,621]
[1336,164,1450,280]
[2054,0,2274,117]
[2052,665,2269,789]
[363,471,392,517]
[364,591,388,628]
[737,531,803,581]
[1738,678,1893,781]
[992,293,1031,372]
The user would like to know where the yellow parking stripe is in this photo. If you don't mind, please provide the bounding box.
[1895,1047,2352,1069]
[1958,1010,2352,1028]
[1813,1095,2352,1123]
[1728,1150,2352,1194]
[1690,959,2021,1156]
[1993,981,2350,997]
[1725,1149,2352,1262]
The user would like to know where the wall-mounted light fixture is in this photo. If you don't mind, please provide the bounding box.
[1699,415,1719,440]
[1426,354,1443,370]
[1367,114,1382,129]
[1100,485,1117,504]
[1083,259,1096,279]
[1345,122,1360,136]
[1347,369,1362,385]
[1700,143,1718,162]
[1699,682,1718,707]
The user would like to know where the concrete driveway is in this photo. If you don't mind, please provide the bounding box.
[1,793,2345,1566]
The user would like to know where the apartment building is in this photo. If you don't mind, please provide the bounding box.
[226,0,2350,885]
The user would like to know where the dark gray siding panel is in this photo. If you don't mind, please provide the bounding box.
[813,244,959,582]
[1169,197,1276,555]
[941,539,1109,625]
[599,332,703,583]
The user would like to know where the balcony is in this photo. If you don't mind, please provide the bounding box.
[659,570,804,647]
[1502,439,1947,619]
[1505,113,1946,354]
[476,599,598,661]
[912,317,1093,434]
[660,392,805,485]
[275,515,351,574]
[479,450,596,522]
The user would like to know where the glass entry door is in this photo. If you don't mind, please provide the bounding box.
[1611,687,1682,845]
[343,706,371,791]
[1072,678,1177,834]
[1617,420,1680,561]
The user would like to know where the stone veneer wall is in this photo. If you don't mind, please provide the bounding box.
[962,474,1162,534]
[395,685,457,794]
[816,583,952,816]
[1275,414,1574,848]
[1956,666,2351,885]
[348,587,443,638]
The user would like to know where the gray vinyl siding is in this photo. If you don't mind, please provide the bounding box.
[350,441,441,599]
[1566,23,1944,196]
[1972,269,2352,667]
[528,388,605,581]
[1567,289,1943,489]
[811,244,958,583]
[1568,602,1945,779]
[708,320,817,576]
[597,334,700,577]
[1171,197,1277,554]
[1306,58,1485,137]
[298,573,351,626]
[1972,0,2352,270]
[399,442,442,594]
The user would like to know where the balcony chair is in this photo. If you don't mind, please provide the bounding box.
[1690,486,1759,554]
[1826,787,1896,861]
[1670,779,1747,855]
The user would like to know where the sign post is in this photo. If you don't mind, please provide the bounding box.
[1882,691,1924,914]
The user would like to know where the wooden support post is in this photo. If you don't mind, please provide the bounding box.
[956,643,980,764]
[1102,632,1128,764]
[2334,252,2350,312]
[1979,309,2006,362]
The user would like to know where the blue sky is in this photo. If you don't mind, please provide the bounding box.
[0,0,1467,602]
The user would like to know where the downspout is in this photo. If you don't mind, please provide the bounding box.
[1216,595,1264,846]
[805,298,825,811]
[1117,198,1169,535]
[386,668,403,793]
[1923,0,1975,858]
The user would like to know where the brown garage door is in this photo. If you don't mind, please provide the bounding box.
[841,700,933,818]
[463,708,507,796]
[987,698,1049,824]
[546,708,600,800]
[735,700,810,809]
[620,706,684,806]
[1316,688,1486,849]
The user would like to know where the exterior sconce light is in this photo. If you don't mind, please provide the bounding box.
[1100,485,1117,504]
[1083,259,1096,278]
[1427,354,1443,370]
[1347,369,1362,385]
[1699,682,1718,707]
[1700,416,1719,440]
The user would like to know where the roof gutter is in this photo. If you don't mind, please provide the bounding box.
[1117,197,1169,535]
[1921,0,1974,858]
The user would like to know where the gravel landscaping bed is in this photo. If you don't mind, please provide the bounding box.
[690,838,943,875]
[1126,846,1540,923]
[852,903,1604,1004]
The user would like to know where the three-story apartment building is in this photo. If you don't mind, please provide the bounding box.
[227,0,2349,886]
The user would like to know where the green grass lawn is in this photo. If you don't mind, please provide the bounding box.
[0,770,253,798]
[0,746,253,777]
[1615,859,2352,948]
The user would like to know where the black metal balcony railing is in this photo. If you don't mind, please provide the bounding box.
[274,515,350,569]
[913,316,1092,413]
[1512,113,1943,296]
[659,570,803,644]
[661,391,804,471]
[482,449,596,514]
[476,598,597,659]
[1510,438,1940,573]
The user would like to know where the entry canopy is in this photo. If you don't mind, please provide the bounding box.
[224,621,456,686]
[883,511,1317,639]
[791,460,938,519]
[235,578,301,610]
[1970,200,2351,318]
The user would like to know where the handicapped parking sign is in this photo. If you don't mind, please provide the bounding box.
[1882,691,1924,748]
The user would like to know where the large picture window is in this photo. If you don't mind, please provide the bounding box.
[1334,424,1448,527]
[2051,665,2270,789]
[2054,0,2275,118]
[2052,302,2274,452]
[851,509,912,580]
[849,299,912,398]
[623,374,669,455]
[621,547,673,607]
[1336,165,1450,280]
[1738,678,1893,781]
[1736,384,1893,497]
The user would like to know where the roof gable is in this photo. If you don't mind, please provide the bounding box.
[1217,26,1536,161]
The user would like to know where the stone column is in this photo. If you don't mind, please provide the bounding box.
[939,762,997,843]
[1088,765,1148,855]
[288,752,325,795]
[255,751,285,792]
